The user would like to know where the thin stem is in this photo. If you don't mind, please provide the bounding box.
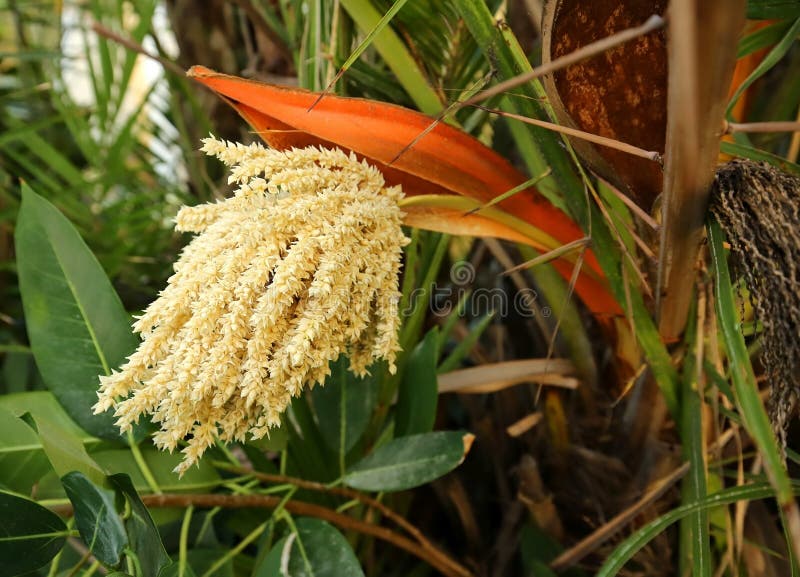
[724,120,800,134]
[52,492,473,577]
[127,431,161,495]
[178,506,194,577]
[91,22,185,77]
[475,105,663,162]
[211,462,432,550]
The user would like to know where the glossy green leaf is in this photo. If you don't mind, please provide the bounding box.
[311,355,380,456]
[0,406,52,493]
[395,328,438,437]
[15,184,139,441]
[27,413,106,487]
[0,491,67,576]
[256,518,364,577]
[108,474,171,577]
[344,430,471,491]
[62,471,127,566]
[747,0,800,19]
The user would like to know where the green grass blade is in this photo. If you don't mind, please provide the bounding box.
[679,305,711,577]
[339,0,442,113]
[598,481,800,577]
[727,16,800,116]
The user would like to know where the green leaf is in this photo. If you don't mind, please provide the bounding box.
[344,430,472,491]
[108,474,171,577]
[738,20,794,58]
[311,355,380,456]
[0,406,53,493]
[708,221,795,507]
[61,471,127,567]
[395,328,438,436]
[15,184,139,441]
[727,17,800,116]
[0,491,67,577]
[747,0,800,19]
[257,518,365,577]
[720,140,800,175]
[597,482,800,577]
[24,412,106,487]
[339,0,442,114]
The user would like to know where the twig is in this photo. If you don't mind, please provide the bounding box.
[501,238,588,275]
[211,463,432,550]
[52,492,474,577]
[462,14,665,107]
[474,105,662,163]
[91,21,186,77]
[724,120,800,134]
[595,176,660,230]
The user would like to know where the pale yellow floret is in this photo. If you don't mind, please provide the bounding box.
[95,137,408,475]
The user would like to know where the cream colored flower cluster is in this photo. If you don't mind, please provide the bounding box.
[94,138,408,473]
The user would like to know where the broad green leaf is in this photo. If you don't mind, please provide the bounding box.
[0,406,52,493]
[15,184,139,441]
[62,471,127,566]
[747,0,800,19]
[0,392,102,492]
[395,328,438,437]
[344,430,472,491]
[0,491,67,577]
[256,519,364,577]
[311,355,380,455]
[108,474,171,577]
[26,413,106,487]
[255,536,288,577]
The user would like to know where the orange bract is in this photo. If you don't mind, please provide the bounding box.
[187,66,622,317]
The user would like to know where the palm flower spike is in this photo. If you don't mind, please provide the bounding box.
[95,138,408,474]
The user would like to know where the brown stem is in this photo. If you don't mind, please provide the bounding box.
[212,463,432,549]
[52,492,474,577]
[91,22,186,77]
[724,120,800,134]
[475,106,662,163]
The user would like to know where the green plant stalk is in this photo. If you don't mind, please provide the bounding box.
[339,0,442,114]
[679,302,711,577]
[598,481,800,577]
[178,505,193,577]
[708,219,799,550]
[127,430,161,495]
